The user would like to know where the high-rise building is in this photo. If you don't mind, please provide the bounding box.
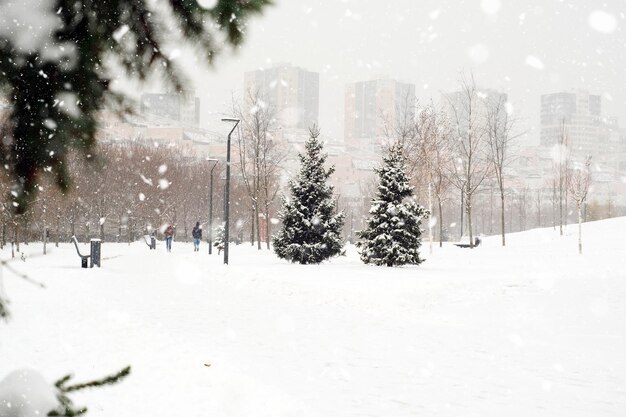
[140,91,200,126]
[243,63,319,131]
[344,77,415,151]
[444,87,508,136]
[540,90,618,158]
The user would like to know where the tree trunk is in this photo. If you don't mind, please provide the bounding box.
[14,224,19,252]
[536,192,541,228]
[255,205,262,250]
[565,185,569,228]
[55,214,60,247]
[43,224,47,255]
[467,194,474,249]
[100,221,105,243]
[428,183,433,254]
[559,177,564,236]
[1,222,5,249]
[250,207,255,245]
[437,197,443,248]
[500,192,506,246]
[23,218,29,245]
[552,188,556,231]
[577,203,583,255]
[489,185,494,234]
[265,205,271,249]
[118,214,122,243]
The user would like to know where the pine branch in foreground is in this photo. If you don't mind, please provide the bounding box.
[0,0,272,213]
[48,366,131,417]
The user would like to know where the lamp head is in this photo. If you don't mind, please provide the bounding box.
[221,117,240,123]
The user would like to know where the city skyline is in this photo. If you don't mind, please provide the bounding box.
[116,0,625,145]
[138,69,625,155]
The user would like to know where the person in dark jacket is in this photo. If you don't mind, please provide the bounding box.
[192,222,202,252]
[164,224,175,252]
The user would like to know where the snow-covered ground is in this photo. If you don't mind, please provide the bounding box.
[1,218,625,417]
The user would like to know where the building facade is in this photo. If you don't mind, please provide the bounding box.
[243,63,319,131]
[140,91,200,126]
[344,77,415,151]
[539,90,621,158]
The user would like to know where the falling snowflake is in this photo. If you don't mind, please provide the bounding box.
[467,44,490,64]
[588,10,618,34]
[480,0,501,15]
[158,179,170,190]
[525,55,544,70]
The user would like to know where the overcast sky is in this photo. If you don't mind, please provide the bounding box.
[141,0,625,144]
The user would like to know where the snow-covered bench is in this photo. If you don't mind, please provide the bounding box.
[70,236,101,268]
[143,234,156,250]
[454,237,481,248]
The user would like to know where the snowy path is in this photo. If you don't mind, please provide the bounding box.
[1,218,625,416]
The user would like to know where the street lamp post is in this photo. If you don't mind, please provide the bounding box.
[221,117,240,265]
[207,158,218,254]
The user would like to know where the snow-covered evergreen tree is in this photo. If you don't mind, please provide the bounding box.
[357,143,429,267]
[273,126,344,264]
[214,225,225,255]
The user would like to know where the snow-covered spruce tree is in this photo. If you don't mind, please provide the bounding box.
[273,126,344,264]
[214,224,225,254]
[357,143,429,267]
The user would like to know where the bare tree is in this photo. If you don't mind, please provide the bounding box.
[514,186,530,231]
[409,104,453,248]
[549,178,558,231]
[555,119,571,236]
[568,156,592,254]
[384,96,454,249]
[486,94,519,245]
[445,74,493,248]
[260,141,287,249]
[234,89,284,249]
[535,188,543,228]
[607,189,615,218]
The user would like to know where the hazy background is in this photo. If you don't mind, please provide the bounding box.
[128,0,625,143]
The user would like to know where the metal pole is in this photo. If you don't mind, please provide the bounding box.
[208,160,217,254]
[222,118,239,265]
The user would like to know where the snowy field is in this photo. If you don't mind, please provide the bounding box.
[1,218,625,417]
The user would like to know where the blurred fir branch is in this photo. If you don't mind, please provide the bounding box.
[0,294,8,321]
[48,366,131,416]
[0,0,272,214]
[0,255,47,320]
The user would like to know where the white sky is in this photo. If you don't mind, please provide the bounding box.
[139,0,626,144]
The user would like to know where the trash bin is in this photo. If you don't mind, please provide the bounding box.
[90,239,101,268]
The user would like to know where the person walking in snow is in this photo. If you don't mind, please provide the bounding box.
[192,222,202,252]
[164,224,175,252]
